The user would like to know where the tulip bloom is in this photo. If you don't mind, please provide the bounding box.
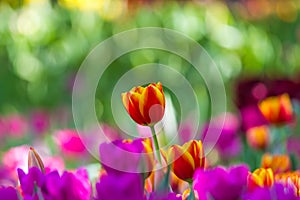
[54,129,87,157]
[261,153,291,174]
[246,125,270,150]
[18,167,91,200]
[122,82,165,126]
[247,168,274,191]
[258,93,293,125]
[165,140,205,182]
[0,187,19,200]
[194,165,249,200]
[95,173,144,200]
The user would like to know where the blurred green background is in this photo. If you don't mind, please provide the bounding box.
[1,0,300,124]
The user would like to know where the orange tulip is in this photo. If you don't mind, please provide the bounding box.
[122,82,165,126]
[261,153,291,174]
[275,171,300,196]
[258,93,293,125]
[246,125,270,150]
[247,168,274,191]
[165,140,205,183]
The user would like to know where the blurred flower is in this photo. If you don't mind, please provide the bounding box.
[246,125,270,150]
[0,118,7,139]
[99,138,154,176]
[194,165,249,200]
[261,153,291,174]
[28,147,45,173]
[165,140,205,182]
[258,93,293,125]
[240,105,268,131]
[2,145,29,176]
[0,187,19,200]
[2,145,65,179]
[18,167,91,200]
[202,113,242,159]
[275,171,300,196]
[95,173,144,200]
[30,110,50,134]
[6,114,28,138]
[54,129,87,157]
[247,168,274,191]
[236,79,268,108]
[236,79,300,108]
[122,82,165,126]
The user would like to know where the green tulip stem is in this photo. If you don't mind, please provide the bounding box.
[150,125,162,165]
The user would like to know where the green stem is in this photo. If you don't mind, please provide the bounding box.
[187,182,195,200]
[150,126,162,165]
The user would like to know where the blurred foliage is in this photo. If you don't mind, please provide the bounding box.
[0,0,300,124]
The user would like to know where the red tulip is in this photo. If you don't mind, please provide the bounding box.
[165,140,205,182]
[122,82,165,126]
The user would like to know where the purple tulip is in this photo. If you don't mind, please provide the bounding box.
[95,173,144,200]
[202,113,242,159]
[194,165,249,200]
[243,183,299,200]
[99,139,148,174]
[240,105,268,131]
[30,110,50,135]
[18,167,91,200]
[18,167,45,198]
[0,187,19,200]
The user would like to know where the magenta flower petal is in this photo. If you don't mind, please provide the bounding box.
[96,173,144,200]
